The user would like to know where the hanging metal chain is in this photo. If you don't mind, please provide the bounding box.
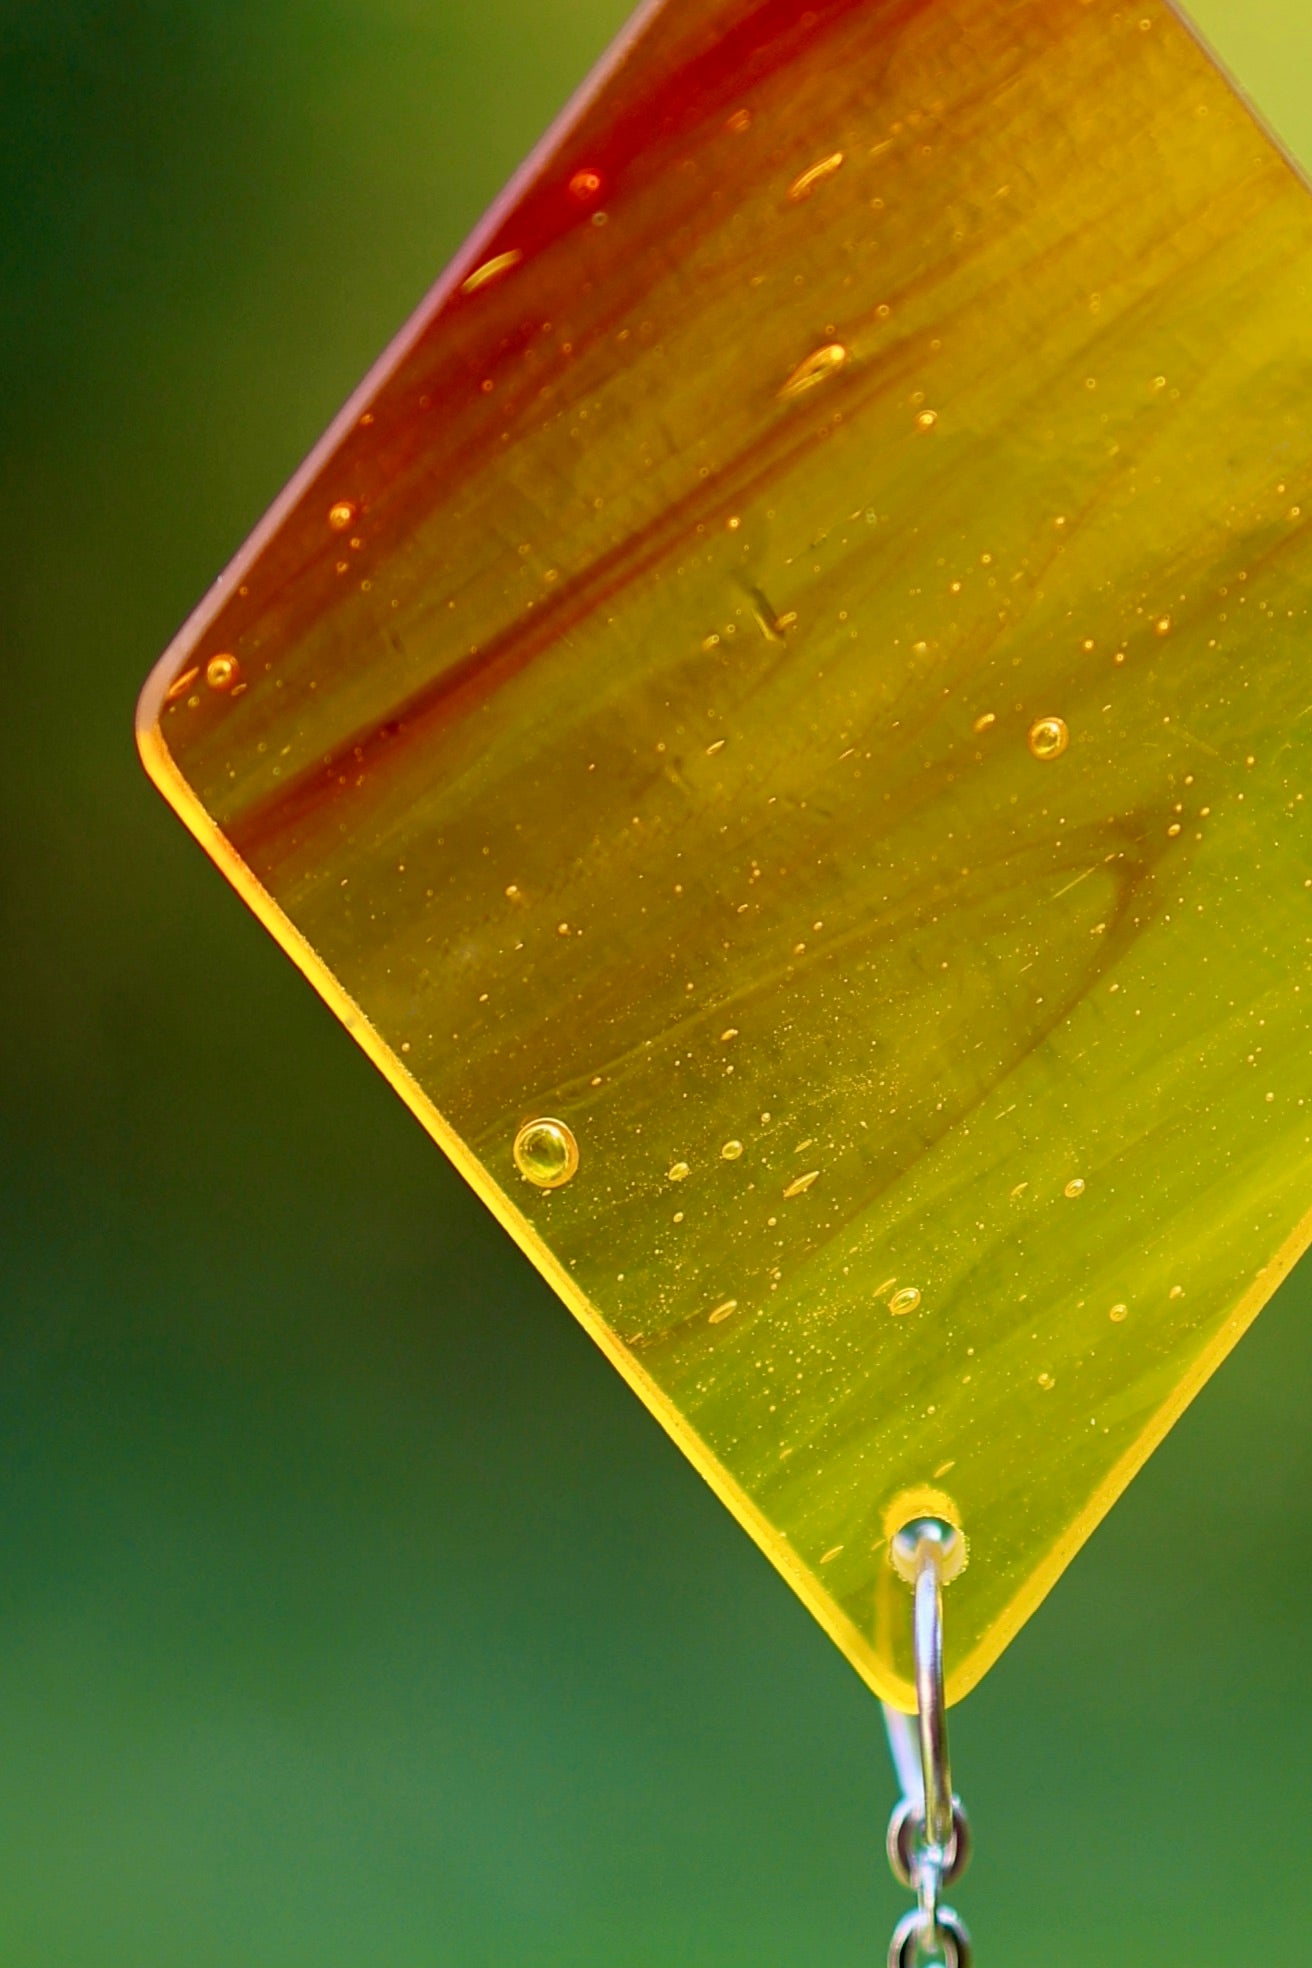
[881,1519,973,1968]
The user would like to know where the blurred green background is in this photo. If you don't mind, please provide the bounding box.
[2,2,1310,1961]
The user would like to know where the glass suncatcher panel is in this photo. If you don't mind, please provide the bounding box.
[139,0,1312,1706]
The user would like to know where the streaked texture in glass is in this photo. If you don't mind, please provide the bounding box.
[138,0,1312,1706]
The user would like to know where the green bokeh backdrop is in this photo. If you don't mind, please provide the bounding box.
[2,3,1309,1961]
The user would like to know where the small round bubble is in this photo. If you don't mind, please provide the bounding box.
[1028,716,1070,760]
[205,654,240,692]
[513,1118,579,1189]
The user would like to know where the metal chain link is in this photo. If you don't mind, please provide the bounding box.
[882,1520,973,1968]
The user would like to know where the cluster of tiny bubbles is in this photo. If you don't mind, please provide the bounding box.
[205,654,240,692]
[512,1118,579,1189]
[327,500,358,532]
[888,1286,922,1316]
[1028,715,1070,760]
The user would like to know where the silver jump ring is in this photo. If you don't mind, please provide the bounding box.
[912,1534,953,1849]
[885,1794,972,1891]
[888,1904,973,1968]
[884,1518,971,1968]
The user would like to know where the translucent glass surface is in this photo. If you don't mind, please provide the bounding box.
[138,0,1312,1706]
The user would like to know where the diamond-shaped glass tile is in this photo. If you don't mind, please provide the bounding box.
[139,0,1312,1705]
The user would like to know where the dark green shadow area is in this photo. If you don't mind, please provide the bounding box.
[1,1,1309,1961]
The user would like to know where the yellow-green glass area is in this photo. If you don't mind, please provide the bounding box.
[139,0,1312,1707]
